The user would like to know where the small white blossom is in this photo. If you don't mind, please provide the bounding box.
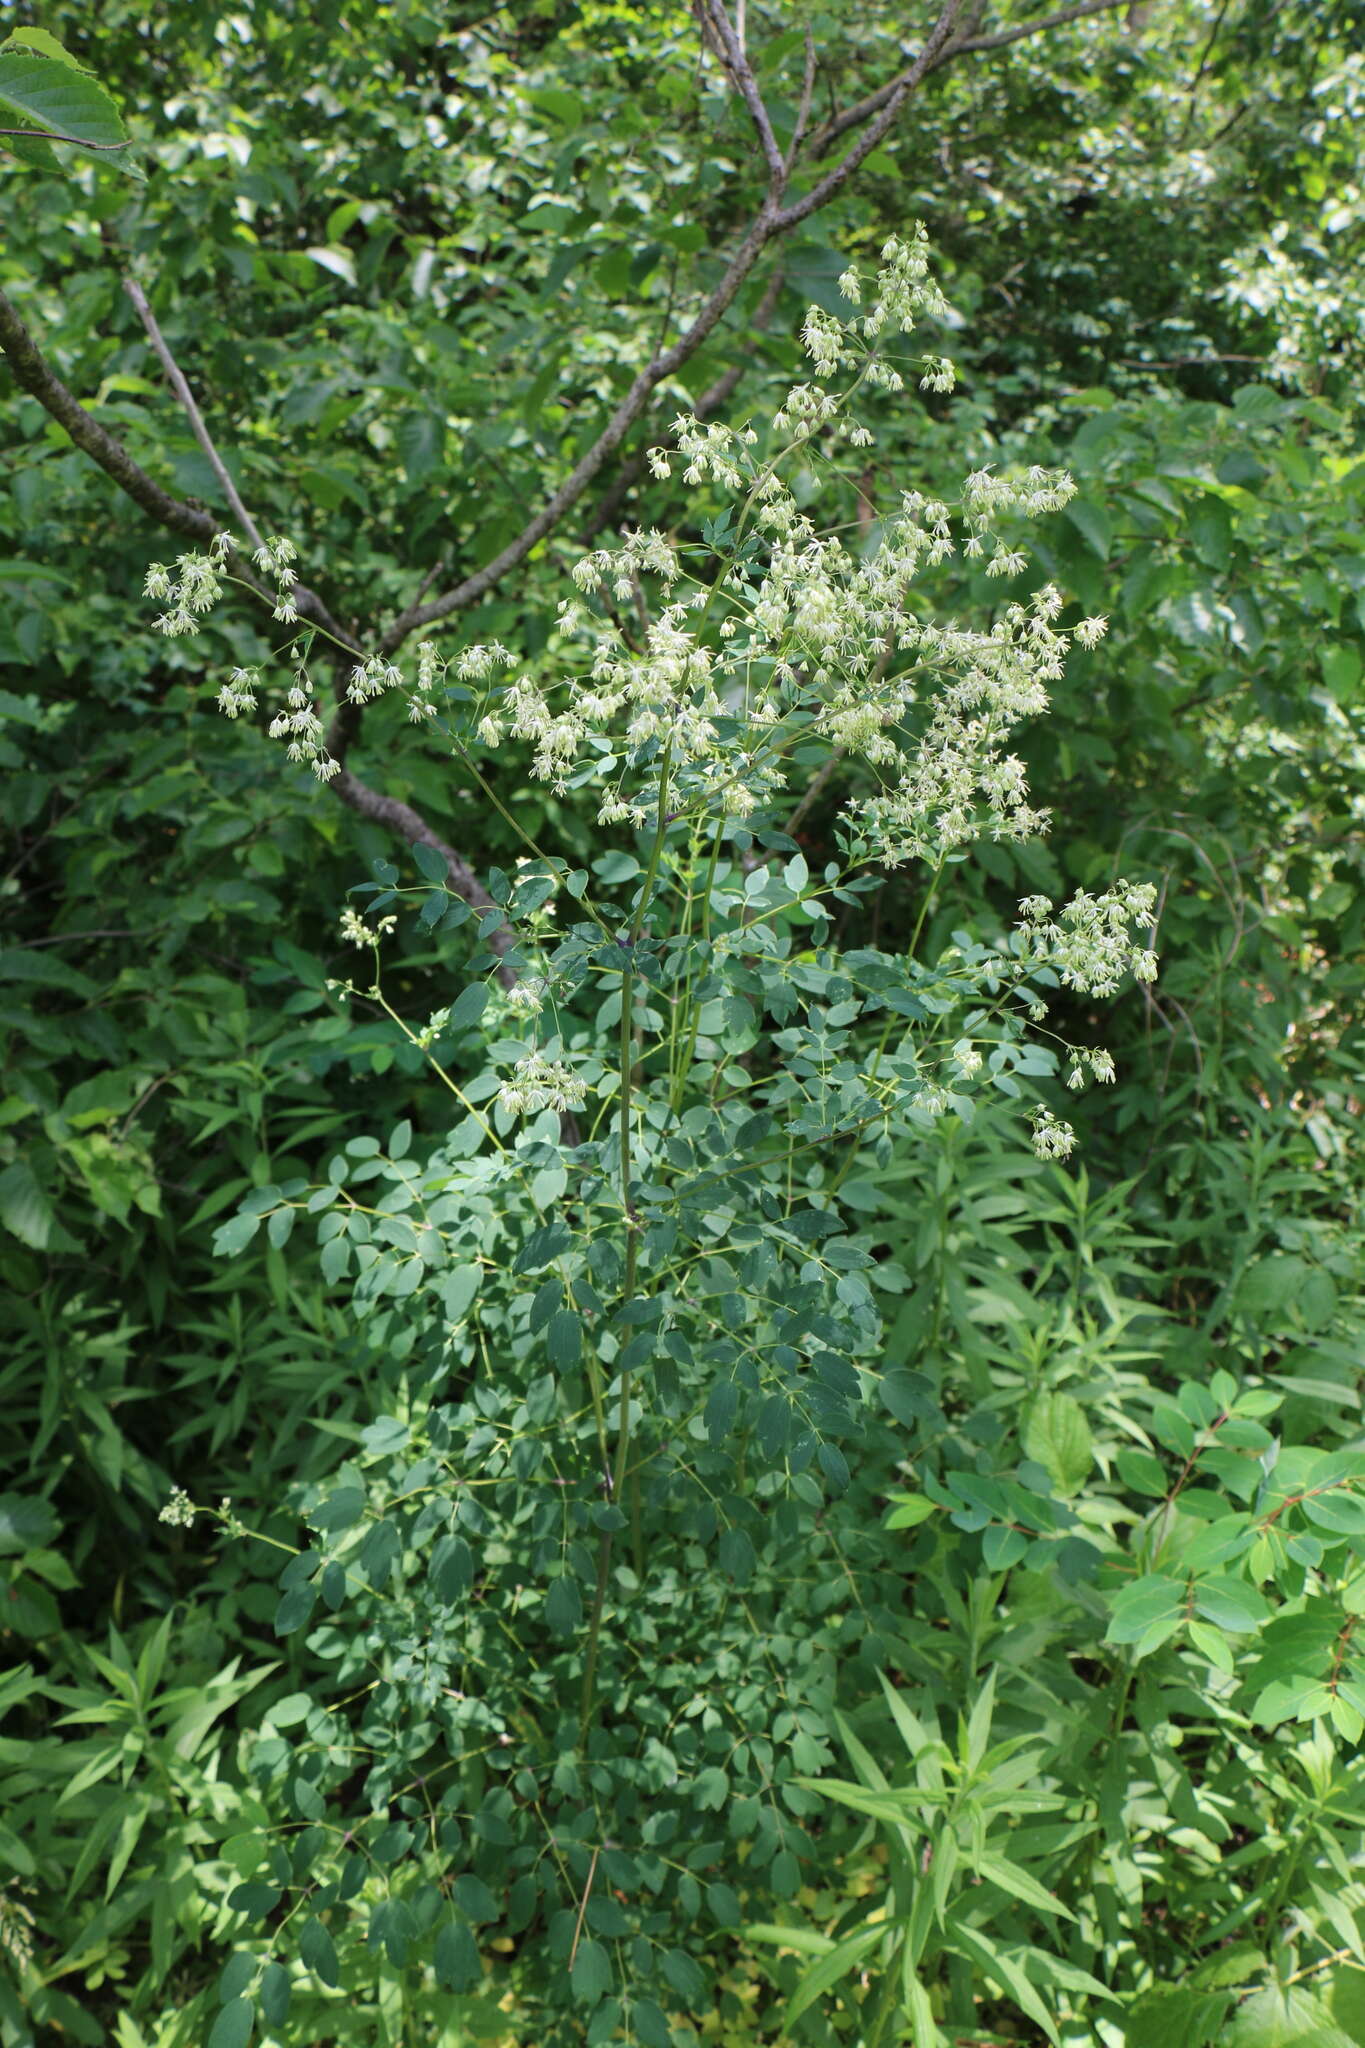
[497,1053,587,1116]
[1030,1107,1077,1162]
[340,907,396,947]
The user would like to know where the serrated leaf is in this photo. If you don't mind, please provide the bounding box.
[0,53,138,175]
[0,1160,53,1249]
[1023,1392,1093,1496]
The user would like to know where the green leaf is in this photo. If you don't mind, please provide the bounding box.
[1064,498,1112,558]
[273,1585,317,1636]
[1227,1986,1357,2048]
[784,1922,886,2026]
[571,1938,611,2004]
[1,28,93,69]
[412,841,448,885]
[976,1850,1075,1920]
[0,1160,54,1249]
[946,1920,1059,2045]
[214,1211,262,1258]
[299,1917,338,1988]
[1191,1577,1270,1634]
[305,245,356,285]
[0,1494,59,1556]
[1124,1985,1234,2047]
[0,52,131,169]
[1023,1391,1093,1496]
[449,984,489,1031]
[547,1308,581,1369]
[310,1486,366,1532]
[885,1492,937,1528]
[257,1963,290,2028]
[434,1921,480,1991]
[545,1574,582,1635]
[207,2000,254,2048]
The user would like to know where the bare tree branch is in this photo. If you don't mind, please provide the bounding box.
[381,200,782,646]
[387,4,964,648]
[1,282,222,549]
[809,0,1130,156]
[122,274,267,555]
[3,0,1136,991]
[700,0,784,187]
[784,28,819,174]
[948,0,1129,57]
[580,263,786,545]
[773,2,963,230]
[331,769,516,984]
[0,282,356,651]
[0,281,511,957]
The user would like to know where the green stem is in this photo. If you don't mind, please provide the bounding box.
[672,814,726,1110]
[580,751,673,1733]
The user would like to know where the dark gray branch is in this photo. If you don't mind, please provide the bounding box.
[331,769,515,985]
[809,0,1130,156]
[0,280,510,970]
[581,263,786,545]
[123,274,267,555]
[386,3,964,649]
[701,0,785,186]
[0,282,355,651]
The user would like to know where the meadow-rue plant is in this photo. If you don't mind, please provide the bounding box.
[156,230,1177,2045]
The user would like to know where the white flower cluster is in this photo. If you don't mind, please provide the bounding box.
[340,906,397,947]
[217,666,259,718]
[1017,885,1159,998]
[468,375,1105,851]
[497,1052,587,1116]
[849,586,1071,862]
[1030,1106,1077,1162]
[1068,1047,1118,1089]
[144,530,233,635]
[159,1485,196,1527]
[663,420,757,492]
[348,655,406,706]
[816,227,956,396]
[268,667,338,781]
[346,641,452,725]
[572,529,681,598]
[505,976,548,1017]
[253,535,300,623]
[961,467,1077,577]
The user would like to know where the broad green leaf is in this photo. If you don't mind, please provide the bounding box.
[0,1160,54,1249]
[299,1917,338,1987]
[0,1494,59,1556]
[1023,1391,1093,1496]
[207,2000,254,2048]
[0,52,137,174]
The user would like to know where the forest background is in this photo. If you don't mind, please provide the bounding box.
[1,3,1364,2047]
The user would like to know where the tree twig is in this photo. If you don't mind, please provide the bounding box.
[385,3,964,649]
[0,282,510,960]
[581,263,786,544]
[809,0,1129,156]
[785,27,818,174]
[701,0,784,187]
[122,273,267,553]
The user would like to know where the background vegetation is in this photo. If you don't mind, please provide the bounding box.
[1,4,1363,2046]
